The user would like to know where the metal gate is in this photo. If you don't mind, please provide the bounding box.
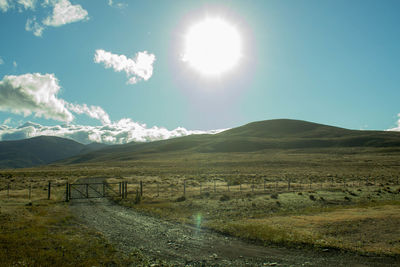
[66,181,127,201]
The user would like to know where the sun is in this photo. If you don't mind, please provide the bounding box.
[182,17,242,76]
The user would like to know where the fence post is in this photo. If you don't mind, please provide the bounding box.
[227,182,230,192]
[252,179,255,192]
[86,183,88,198]
[119,182,122,197]
[125,181,128,198]
[48,182,51,200]
[140,181,143,197]
[103,182,105,197]
[65,182,69,202]
[7,183,10,199]
[69,184,71,199]
[184,180,186,197]
[214,180,216,193]
[288,178,291,190]
[29,184,32,200]
[263,179,266,192]
[200,182,202,195]
[157,183,160,197]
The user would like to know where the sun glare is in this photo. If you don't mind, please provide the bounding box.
[182,17,242,76]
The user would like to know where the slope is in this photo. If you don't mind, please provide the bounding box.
[59,119,400,165]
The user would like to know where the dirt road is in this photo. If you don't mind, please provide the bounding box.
[69,179,397,266]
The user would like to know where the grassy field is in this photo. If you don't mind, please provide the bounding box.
[1,146,400,262]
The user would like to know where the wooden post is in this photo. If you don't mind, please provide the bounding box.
[184,180,186,196]
[65,182,69,202]
[263,179,266,192]
[200,182,202,195]
[48,182,51,200]
[252,179,254,192]
[125,181,128,198]
[119,182,122,197]
[69,184,71,199]
[227,182,230,192]
[29,184,32,200]
[214,180,216,193]
[139,181,143,197]
[157,183,159,197]
[86,183,88,198]
[7,183,10,199]
[288,178,291,190]
[103,182,105,197]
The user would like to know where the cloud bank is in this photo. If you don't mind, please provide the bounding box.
[94,49,156,84]
[0,73,111,124]
[0,119,225,144]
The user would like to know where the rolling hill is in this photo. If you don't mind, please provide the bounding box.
[58,119,400,165]
[0,136,107,168]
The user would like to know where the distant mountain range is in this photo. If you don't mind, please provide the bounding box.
[0,136,107,168]
[1,119,400,169]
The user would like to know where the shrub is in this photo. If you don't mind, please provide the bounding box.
[309,195,316,201]
[220,194,230,201]
[271,193,279,199]
[176,196,186,202]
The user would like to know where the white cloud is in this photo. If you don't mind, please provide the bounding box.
[25,17,44,36]
[67,103,111,125]
[0,0,11,12]
[0,57,4,65]
[107,0,126,9]
[42,0,88,27]
[3,117,12,125]
[17,0,35,10]
[0,119,226,144]
[0,73,74,122]
[94,49,156,84]
[387,113,400,131]
[0,72,116,125]
[0,0,35,12]
[24,0,88,36]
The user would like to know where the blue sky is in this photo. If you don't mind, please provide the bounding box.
[0,0,400,144]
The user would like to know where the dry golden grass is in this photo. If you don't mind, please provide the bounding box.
[214,203,400,255]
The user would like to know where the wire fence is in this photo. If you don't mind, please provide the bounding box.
[1,176,399,202]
